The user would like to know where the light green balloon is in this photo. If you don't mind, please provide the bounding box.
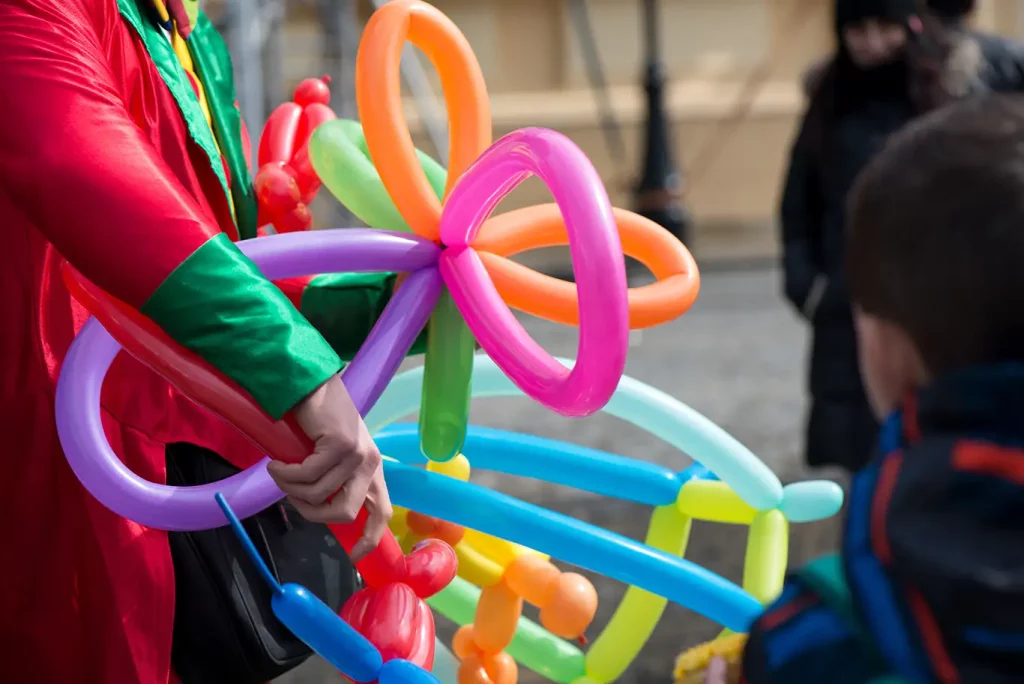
[309,118,447,231]
[428,576,587,683]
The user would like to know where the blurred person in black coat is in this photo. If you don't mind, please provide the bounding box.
[782,0,1024,472]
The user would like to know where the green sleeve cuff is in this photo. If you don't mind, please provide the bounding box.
[141,233,342,419]
[300,272,429,363]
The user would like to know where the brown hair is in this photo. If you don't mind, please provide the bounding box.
[847,94,1024,374]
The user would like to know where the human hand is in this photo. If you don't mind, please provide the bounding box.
[703,657,729,684]
[267,374,392,561]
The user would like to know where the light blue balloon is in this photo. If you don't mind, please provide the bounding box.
[382,460,762,633]
[780,480,845,523]
[367,355,785,510]
[375,423,683,506]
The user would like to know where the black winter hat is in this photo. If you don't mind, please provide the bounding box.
[835,0,918,34]
[926,0,976,19]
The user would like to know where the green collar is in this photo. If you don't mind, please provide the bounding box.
[117,0,258,239]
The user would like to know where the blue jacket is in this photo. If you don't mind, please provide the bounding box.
[742,364,1024,684]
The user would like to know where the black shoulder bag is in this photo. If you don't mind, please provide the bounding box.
[165,443,360,684]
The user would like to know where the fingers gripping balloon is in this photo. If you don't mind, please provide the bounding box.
[255,76,335,234]
[309,0,701,463]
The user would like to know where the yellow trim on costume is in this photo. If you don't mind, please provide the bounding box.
[166,26,235,215]
[171,31,217,151]
[151,0,171,23]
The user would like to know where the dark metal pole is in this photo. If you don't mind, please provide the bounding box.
[635,0,690,244]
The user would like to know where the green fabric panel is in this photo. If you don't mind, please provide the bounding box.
[118,0,232,209]
[141,234,342,419]
[301,272,429,364]
[188,13,260,240]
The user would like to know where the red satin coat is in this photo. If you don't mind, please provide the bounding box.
[0,1,270,681]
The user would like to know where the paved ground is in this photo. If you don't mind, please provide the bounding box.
[279,267,847,684]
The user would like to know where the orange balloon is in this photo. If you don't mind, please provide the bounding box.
[457,654,492,684]
[356,0,491,241]
[483,652,518,684]
[473,581,522,653]
[539,572,598,639]
[452,625,479,659]
[405,511,465,546]
[474,204,700,329]
[503,554,559,607]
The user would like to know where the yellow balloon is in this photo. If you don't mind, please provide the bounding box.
[462,529,549,567]
[676,480,757,525]
[743,510,789,604]
[389,506,410,538]
[398,530,419,554]
[455,540,505,587]
[584,505,692,683]
[428,453,471,481]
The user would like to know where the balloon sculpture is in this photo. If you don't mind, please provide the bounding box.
[308,0,701,465]
[365,359,843,684]
[54,2,844,684]
[254,75,335,234]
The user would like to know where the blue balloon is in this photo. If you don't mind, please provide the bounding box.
[678,462,716,484]
[382,461,762,632]
[273,584,383,682]
[379,658,443,684]
[376,423,683,506]
[214,494,383,683]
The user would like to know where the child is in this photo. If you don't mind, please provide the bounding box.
[702,93,1024,683]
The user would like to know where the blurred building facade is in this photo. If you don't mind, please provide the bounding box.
[212,0,1024,261]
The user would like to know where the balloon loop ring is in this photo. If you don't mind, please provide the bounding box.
[474,206,701,329]
[357,0,492,240]
[439,128,629,415]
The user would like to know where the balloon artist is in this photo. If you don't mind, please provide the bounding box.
[0,1,422,681]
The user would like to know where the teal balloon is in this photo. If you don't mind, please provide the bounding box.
[779,481,844,523]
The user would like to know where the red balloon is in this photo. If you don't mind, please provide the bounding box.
[254,162,312,233]
[258,102,302,168]
[60,266,450,595]
[294,76,332,108]
[255,78,337,233]
[342,584,436,669]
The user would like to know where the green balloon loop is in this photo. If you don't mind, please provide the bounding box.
[309,118,446,231]
[427,576,587,683]
[310,119,471,460]
[419,291,475,461]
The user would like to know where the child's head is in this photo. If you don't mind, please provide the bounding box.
[847,94,1024,417]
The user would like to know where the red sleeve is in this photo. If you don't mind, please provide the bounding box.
[0,0,223,308]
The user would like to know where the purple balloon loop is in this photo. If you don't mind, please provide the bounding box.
[55,228,441,531]
[241,228,441,279]
[343,266,441,414]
